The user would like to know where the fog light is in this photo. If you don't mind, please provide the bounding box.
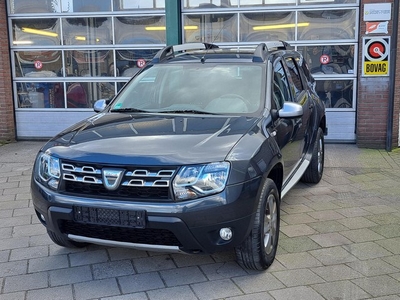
[219,228,233,241]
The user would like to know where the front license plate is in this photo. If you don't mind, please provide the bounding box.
[73,206,146,228]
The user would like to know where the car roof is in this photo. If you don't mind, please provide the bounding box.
[151,41,293,65]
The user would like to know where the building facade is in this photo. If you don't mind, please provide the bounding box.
[0,0,399,149]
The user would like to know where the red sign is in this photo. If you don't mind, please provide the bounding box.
[34,60,43,70]
[320,54,330,65]
[136,59,146,68]
[368,41,385,59]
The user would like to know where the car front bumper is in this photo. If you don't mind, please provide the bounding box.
[31,177,261,254]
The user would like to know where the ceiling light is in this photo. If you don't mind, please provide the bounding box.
[253,22,310,31]
[21,27,58,38]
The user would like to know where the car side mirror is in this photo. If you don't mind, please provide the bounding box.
[93,98,111,113]
[278,102,303,118]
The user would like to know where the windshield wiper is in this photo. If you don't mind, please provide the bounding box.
[158,110,215,115]
[110,107,149,113]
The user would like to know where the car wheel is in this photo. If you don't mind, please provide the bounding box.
[47,229,87,248]
[235,178,280,270]
[301,127,324,183]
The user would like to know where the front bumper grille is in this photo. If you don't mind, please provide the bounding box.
[61,161,176,201]
[61,220,182,247]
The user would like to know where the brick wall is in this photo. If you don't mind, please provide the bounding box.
[357,0,399,148]
[0,1,15,142]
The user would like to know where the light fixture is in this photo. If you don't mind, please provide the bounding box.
[145,26,166,31]
[13,40,33,45]
[253,22,310,31]
[21,27,58,37]
[145,25,199,31]
[184,26,198,30]
[74,36,101,42]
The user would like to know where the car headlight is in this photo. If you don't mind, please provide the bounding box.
[37,152,61,190]
[173,162,230,201]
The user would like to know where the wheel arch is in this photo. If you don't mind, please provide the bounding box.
[266,162,283,198]
[319,114,327,135]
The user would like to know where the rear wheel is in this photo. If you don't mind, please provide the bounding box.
[47,229,87,248]
[301,127,324,183]
[235,178,280,270]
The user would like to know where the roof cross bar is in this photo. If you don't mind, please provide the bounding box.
[252,41,291,62]
[152,42,219,63]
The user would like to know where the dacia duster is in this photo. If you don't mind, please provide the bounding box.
[31,41,326,270]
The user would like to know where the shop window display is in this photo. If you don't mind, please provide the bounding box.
[70,0,111,12]
[114,16,165,76]
[10,0,59,13]
[183,13,238,43]
[182,0,357,9]
[12,18,60,46]
[63,50,113,77]
[64,81,115,108]
[113,0,165,10]
[16,82,64,108]
[240,11,295,42]
[7,2,161,112]
[298,10,356,41]
[300,45,355,75]
[115,16,166,45]
[10,0,111,14]
[16,80,115,109]
[14,51,62,78]
[314,79,354,108]
[181,5,358,113]
[63,17,112,46]
[9,0,358,113]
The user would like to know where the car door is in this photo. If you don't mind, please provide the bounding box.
[270,58,302,180]
[282,55,313,163]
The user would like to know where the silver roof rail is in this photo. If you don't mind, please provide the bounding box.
[152,42,219,63]
[253,41,292,62]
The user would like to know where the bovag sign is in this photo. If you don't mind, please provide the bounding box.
[362,37,390,77]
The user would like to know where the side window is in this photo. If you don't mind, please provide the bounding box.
[285,57,304,98]
[296,56,314,88]
[273,60,291,109]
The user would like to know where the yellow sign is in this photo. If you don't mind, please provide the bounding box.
[362,37,390,77]
[364,61,389,76]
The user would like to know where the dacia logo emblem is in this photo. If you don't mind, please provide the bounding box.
[102,169,124,191]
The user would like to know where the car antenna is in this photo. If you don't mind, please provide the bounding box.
[200,22,226,63]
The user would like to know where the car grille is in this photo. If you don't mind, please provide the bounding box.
[61,161,176,201]
[61,220,182,247]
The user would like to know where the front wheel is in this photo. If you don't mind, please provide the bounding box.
[235,178,280,270]
[301,127,324,183]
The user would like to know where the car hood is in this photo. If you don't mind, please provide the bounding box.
[45,112,261,165]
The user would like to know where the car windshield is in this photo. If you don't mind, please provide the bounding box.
[111,63,264,115]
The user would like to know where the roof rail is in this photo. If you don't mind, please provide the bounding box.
[152,42,219,63]
[252,41,292,62]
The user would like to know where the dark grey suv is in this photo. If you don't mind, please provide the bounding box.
[31,41,326,270]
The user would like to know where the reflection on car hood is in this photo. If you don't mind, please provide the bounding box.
[45,113,261,165]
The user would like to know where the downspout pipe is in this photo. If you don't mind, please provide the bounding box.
[386,0,399,151]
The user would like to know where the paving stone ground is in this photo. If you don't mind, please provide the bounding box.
[0,141,399,300]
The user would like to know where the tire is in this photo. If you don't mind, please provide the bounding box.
[334,98,351,108]
[301,127,324,183]
[235,178,280,271]
[47,229,87,248]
